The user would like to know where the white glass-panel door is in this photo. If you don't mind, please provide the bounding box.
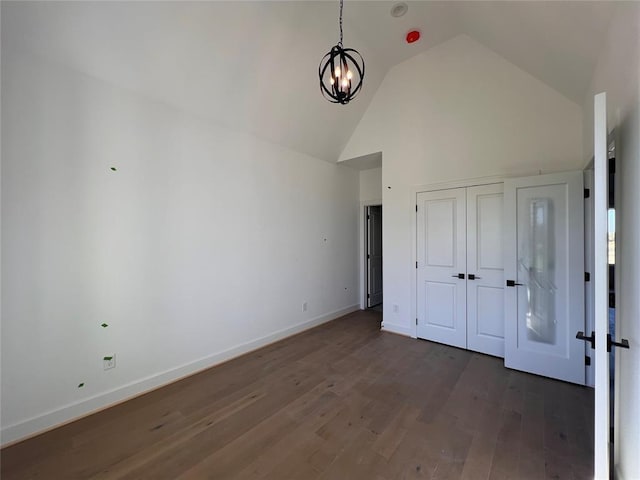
[504,171,585,384]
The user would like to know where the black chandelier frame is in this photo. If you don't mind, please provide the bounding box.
[318,0,365,105]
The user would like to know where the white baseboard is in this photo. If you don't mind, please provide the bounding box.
[381,322,413,337]
[1,304,359,446]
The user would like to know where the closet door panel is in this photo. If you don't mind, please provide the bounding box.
[467,184,505,357]
[416,188,467,348]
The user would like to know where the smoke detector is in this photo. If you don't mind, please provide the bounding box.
[390,2,408,18]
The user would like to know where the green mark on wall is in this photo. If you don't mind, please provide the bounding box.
[110,167,117,171]
[78,383,85,388]
[101,323,109,328]
[103,356,113,361]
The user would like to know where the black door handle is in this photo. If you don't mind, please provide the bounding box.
[468,274,482,280]
[506,280,523,287]
[576,331,596,349]
[451,273,465,279]
[607,334,630,352]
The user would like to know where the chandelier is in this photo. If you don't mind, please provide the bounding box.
[318,0,365,105]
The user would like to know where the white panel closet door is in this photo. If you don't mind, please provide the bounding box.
[417,189,467,348]
[504,171,585,384]
[467,184,505,357]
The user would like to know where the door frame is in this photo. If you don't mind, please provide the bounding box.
[584,168,596,388]
[359,200,382,310]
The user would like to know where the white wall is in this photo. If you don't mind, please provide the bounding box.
[584,4,640,478]
[340,34,584,336]
[359,167,382,203]
[0,49,360,444]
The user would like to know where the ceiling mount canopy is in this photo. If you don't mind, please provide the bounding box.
[318,0,365,105]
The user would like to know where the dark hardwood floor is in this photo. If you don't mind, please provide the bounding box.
[1,309,594,479]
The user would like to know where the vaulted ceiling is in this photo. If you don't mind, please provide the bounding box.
[2,1,616,162]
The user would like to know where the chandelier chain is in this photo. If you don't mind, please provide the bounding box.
[339,0,343,45]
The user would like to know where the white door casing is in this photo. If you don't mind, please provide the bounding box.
[503,171,585,385]
[467,184,505,357]
[416,188,467,348]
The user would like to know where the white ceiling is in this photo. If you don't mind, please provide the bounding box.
[2,1,616,163]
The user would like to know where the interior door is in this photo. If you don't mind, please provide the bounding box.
[503,171,585,384]
[367,205,383,307]
[466,184,505,357]
[593,92,610,479]
[417,188,467,348]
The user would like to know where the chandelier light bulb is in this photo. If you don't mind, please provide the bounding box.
[335,67,341,77]
[346,70,353,80]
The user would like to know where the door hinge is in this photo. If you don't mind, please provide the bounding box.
[416,261,418,268]
[367,293,370,298]
[415,205,418,212]
[367,215,370,220]
[584,188,590,198]
[415,318,418,325]
[367,254,370,259]
[585,356,591,366]
[585,272,590,282]
[609,157,616,174]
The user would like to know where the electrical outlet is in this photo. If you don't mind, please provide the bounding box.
[103,355,116,370]
[302,302,308,312]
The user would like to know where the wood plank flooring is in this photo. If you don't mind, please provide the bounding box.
[1,310,594,479]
